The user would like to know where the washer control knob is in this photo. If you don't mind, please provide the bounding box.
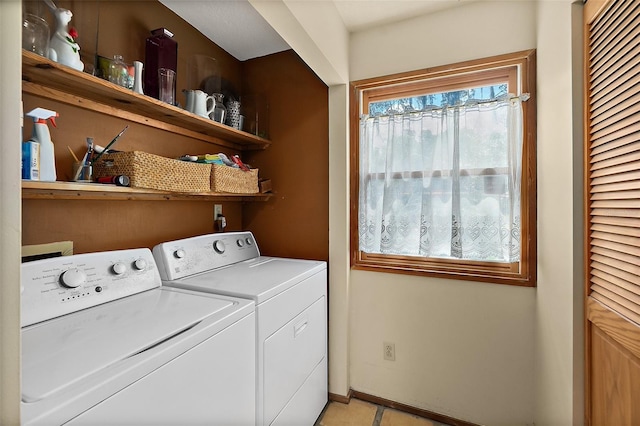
[213,240,226,254]
[237,239,245,248]
[245,237,253,246]
[133,258,147,271]
[112,263,126,275]
[174,249,186,259]
[60,268,87,288]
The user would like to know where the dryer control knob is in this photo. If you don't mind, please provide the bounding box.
[60,268,87,288]
[236,239,245,248]
[213,240,226,254]
[174,249,186,259]
[112,263,126,275]
[245,237,253,246]
[133,258,147,271]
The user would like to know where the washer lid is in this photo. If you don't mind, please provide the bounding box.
[167,257,326,304]
[22,287,241,403]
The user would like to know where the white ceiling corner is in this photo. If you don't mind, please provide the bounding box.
[160,0,291,61]
[161,0,474,61]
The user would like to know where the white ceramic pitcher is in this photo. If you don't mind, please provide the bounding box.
[184,90,214,118]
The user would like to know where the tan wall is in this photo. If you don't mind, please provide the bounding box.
[1,2,24,422]
[348,2,539,425]
[534,2,584,425]
[248,0,350,396]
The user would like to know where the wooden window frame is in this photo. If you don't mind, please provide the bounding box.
[349,50,537,286]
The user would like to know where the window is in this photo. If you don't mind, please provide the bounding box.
[350,50,536,286]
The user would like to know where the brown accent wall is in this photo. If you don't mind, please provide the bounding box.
[22,2,329,260]
[21,92,244,253]
[25,0,243,102]
[22,0,243,254]
[242,51,329,261]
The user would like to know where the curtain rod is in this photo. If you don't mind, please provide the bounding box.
[363,93,530,120]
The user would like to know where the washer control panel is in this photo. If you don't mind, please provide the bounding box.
[21,248,160,327]
[152,231,260,281]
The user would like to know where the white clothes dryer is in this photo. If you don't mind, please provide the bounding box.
[153,231,328,426]
[21,248,256,425]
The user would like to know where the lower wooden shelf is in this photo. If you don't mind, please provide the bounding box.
[22,181,272,202]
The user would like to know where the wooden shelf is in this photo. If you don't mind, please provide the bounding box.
[21,51,273,203]
[21,50,270,150]
[22,181,272,202]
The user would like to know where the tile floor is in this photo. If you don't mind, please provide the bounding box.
[315,399,450,426]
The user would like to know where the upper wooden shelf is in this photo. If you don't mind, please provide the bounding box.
[21,50,270,150]
[22,181,272,202]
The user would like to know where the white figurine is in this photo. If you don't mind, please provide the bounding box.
[47,6,84,72]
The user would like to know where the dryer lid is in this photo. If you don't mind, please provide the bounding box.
[21,287,241,403]
[168,257,326,304]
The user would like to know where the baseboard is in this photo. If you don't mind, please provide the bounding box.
[328,389,352,404]
[351,390,480,426]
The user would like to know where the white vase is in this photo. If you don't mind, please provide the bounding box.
[133,61,144,94]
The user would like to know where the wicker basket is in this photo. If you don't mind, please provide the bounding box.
[92,151,212,193]
[210,164,259,194]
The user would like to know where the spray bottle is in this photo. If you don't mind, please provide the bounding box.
[26,108,59,182]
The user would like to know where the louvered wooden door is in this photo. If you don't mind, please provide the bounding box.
[585,1,640,424]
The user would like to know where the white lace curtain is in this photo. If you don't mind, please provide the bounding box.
[358,96,525,263]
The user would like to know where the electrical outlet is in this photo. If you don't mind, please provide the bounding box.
[214,204,222,218]
[383,342,395,361]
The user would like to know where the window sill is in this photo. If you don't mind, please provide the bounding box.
[352,252,536,287]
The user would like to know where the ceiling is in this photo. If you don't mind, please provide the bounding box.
[161,0,470,61]
[335,0,470,32]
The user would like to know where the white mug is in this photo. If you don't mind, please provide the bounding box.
[184,90,214,118]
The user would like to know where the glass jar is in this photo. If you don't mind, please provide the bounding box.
[108,55,129,88]
[211,93,227,124]
[242,93,269,138]
[22,14,50,57]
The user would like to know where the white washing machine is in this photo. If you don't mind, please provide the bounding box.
[153,231,328,426]
[21,248,256,425]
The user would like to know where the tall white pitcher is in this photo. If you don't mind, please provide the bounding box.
[184,90,214,118]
